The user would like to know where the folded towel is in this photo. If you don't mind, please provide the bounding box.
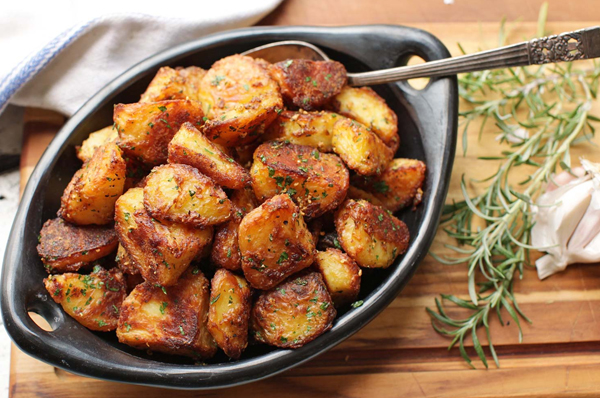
[0,0,282,116]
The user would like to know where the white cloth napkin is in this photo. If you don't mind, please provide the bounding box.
[0,0,283,116]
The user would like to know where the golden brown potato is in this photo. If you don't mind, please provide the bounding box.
[335,200,409,268]
[207,269,252,359]
[60,143,126,225]
[77,126,118,163]
[261,110,340,152]
[115,188,213,286]
[345,185,386,207]
[114,100,204,166]
[139,66,206,103]
[239,194,315,290]
[143,163,232,227]
[314,249,361,307]
[352,158,426,211]
[167,122,250,189]
[211,188,257,271]
[117,267,217,359]
[251,142,349,219]
[269,59,347,110]
[44,266,126,331]
[331,118,394,176]
[250,272,336,348]
[37,218,118,273]
[329,86,399,151]
[199,55,283,147]
[115,244,139,275]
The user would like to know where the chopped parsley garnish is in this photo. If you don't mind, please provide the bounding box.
[277,252,288,264]
[159,301,168,315]
[373,181,390,193]
[351,300,364,308]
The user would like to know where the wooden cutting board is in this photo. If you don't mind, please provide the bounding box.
[10,1,600,396]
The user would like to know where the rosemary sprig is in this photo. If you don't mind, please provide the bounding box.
[428,18,600,367]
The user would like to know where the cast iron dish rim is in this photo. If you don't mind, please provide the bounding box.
[1,24,458,389]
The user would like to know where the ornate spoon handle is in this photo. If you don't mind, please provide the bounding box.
[348,27,600,86]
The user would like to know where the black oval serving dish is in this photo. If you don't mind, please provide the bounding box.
[1,25,457,389]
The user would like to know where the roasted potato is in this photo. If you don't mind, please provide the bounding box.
[114,100,204,166]
[251,142,349,219]
[139,66,206,103]
[352,158,426,211]
[115,188,213,286]
[345,185,386,207]
[117,267,217,359]
[262,110,340,152]
[115,244,139,275]
[37,218,118,273]
[199,55,283,147]
[269,59,346,110]
[211,188,257,271]
[207,269,252,359]
[250,271,336,348]
[44,266,126,331]
[314,248,361,307]
[331,118,394,176]
[60,143,126,225]
[239,194,315,290]
[335,200,409,268]
[77,126,118,163]
[167,122,250,189]
[329,86,399,151]
[143,163,232,227]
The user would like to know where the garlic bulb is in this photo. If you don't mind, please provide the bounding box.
[532,160,600,279]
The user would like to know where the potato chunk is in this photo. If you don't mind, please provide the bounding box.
[114,100,204,166]
[329,86,399,150]
[44,266,126,331]
[239,194,315,290]
[115,188,213,286]
[77,126,118,163]
[335,200,409,268]
[167,122,250,189]
[262,110,340,152]
[143,163,232,227]
[60,143,126,225]
[117,267,217,359]
[269,59,346,110]
[140,66,206,103]
[331,118,394,176]
[345,185,386,207]
[352,158,426,211]
[250,272,336,348]
[207,269,252,359]
[37,218,118,273]
[211,188,257,271]
[251,142,349,219]
[200,55,283,147]
[314,249,361,307]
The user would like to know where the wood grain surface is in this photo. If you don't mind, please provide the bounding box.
[9,1,600,396]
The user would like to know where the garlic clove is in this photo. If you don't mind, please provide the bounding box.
[533,179,594,279]
[567,190,600,252]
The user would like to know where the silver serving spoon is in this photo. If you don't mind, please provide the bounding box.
[242,27,600,86]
